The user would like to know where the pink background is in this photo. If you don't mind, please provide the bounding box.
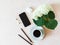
[0,0,60,45]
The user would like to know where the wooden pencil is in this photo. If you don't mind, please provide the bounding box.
[18,34,32,45]
[21,28,33,42]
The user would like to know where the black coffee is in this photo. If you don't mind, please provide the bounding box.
[33,30,41,37]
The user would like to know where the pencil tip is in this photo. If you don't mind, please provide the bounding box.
[21,28,24,31]
[21,28,23,30]
[18,34,20,36]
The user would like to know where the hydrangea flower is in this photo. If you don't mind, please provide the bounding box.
[32,4,53,20]
[32,4,58,30]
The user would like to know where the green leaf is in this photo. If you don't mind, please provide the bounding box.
[42,15,49,21]
[33,17,45,26]
[48,11,55,19]
[45,19,58,29]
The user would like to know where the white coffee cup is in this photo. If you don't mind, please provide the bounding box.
[29,25,45,42]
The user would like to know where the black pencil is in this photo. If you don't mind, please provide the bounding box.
[18,34,32,45]
[21,28,33,42]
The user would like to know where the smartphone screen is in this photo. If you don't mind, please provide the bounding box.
[19,12,31,27]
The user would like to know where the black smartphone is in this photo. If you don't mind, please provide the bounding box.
[19,12,31,27]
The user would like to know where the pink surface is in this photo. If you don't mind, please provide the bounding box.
[0,0,60,45]
[38,4,60,45]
